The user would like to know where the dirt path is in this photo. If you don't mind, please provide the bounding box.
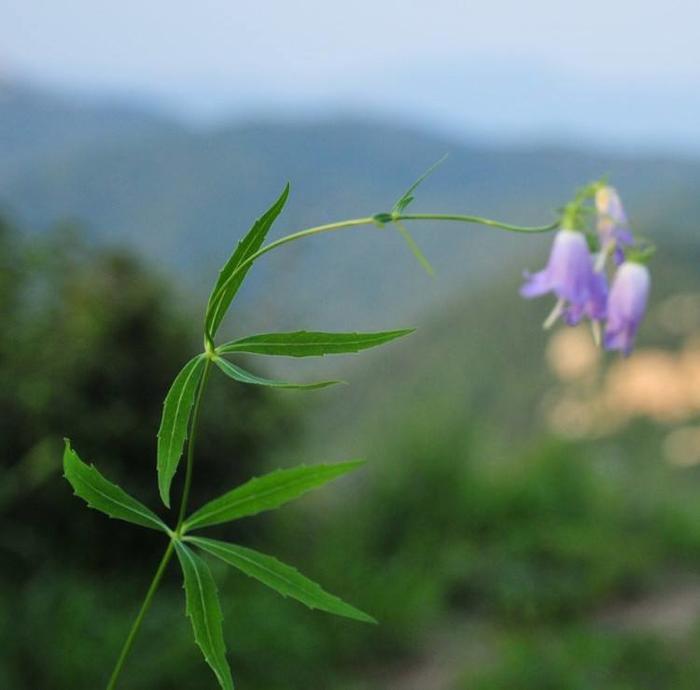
[375,576,700,690]
[378,619,493,690]
[595,575,700,639]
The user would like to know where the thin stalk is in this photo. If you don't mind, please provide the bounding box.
[206,212,560,341]
[396,214,560,234]
[105,358,212,690]
[105,542,175,690]
[244,213,557,276]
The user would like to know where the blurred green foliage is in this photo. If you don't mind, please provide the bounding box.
[464,627,700,690]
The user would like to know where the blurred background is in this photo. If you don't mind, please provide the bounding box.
[2,2,700,688]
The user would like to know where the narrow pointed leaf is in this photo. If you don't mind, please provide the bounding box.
[184,460,364,531]
[157,355,206,508]
[217,329,415,358]
[188,537,375,623]
[214,356,340,390]
[392,154,448,215]
[394,221,435,276]
[174,541,234,690]
[205,184,289,338]
[63,440,167,532]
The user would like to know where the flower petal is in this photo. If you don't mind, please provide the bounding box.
[520,269,553,298]
[604,262,650,355]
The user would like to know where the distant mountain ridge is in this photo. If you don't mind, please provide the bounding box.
[0,80,178,169]
[1,82,698,334]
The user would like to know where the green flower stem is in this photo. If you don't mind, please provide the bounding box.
[245,213,558,275]
[105,359,213,690]
[105,541,175,690]
[206,212,560,345]
[395,214,560,234]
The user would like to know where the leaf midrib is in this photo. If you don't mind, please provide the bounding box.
[198,541,324,601]
[73,469,165,530]
[208,221,265,333]
[180,545,227,688]
[186,467,352,529]
[163,357,203,464]
[224,332,406,352]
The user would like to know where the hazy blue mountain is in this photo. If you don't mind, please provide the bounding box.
[1,82,698,336]
[0,79,179,167]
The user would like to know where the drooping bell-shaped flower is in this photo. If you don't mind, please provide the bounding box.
[521,229,605,327]
[595,186,633,265]
[604,261,650,356]
[564,263,608,326]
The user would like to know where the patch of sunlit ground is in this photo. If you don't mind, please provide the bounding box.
[544,292,700,467]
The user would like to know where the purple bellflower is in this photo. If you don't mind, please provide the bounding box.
[520,229,606,329]
[564,262,608,326]
[595,186,634,266]
[604,261,650,356]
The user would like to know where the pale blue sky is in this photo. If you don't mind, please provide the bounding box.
[3,0,700,150]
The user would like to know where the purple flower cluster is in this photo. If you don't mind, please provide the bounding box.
[521,186,650,355]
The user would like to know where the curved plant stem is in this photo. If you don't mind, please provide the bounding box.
[105,359,212,690]
[205,211,560,343]
[105,541,175,690]
[242,213,558,276]
[396,214,560,234]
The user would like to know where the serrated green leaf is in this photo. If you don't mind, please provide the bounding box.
[214,356,340,390]
[157,355,206,508]
[392,154,448,215]
[174,541,234,690]
[183,460,364,531]
[63,440,167,532]
[188,537,375,624]
[205,184,289,339]
[217,329,414,358]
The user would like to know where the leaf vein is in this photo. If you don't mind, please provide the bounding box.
[75,471,164,529]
